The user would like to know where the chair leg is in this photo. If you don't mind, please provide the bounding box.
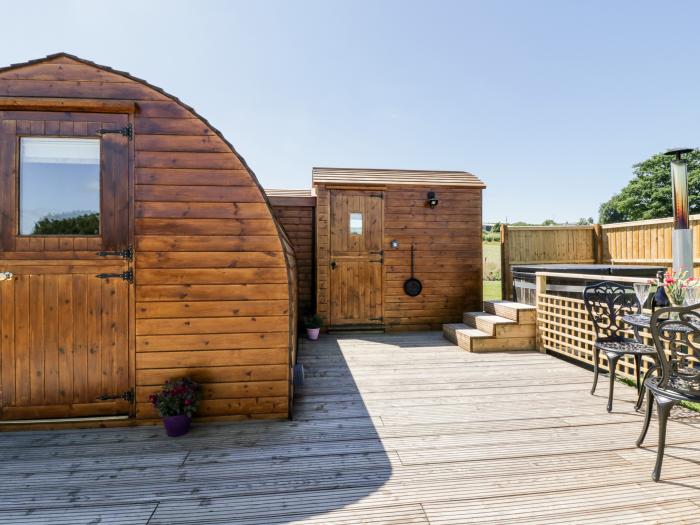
[652,396,676,482]
[591,347,600,395]
[635,363,655,412]
[634,355,641,394]
[636,389,653,446]
[605,352,620,413]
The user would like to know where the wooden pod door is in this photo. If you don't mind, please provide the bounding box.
[0,111,132,421]
[329,190,384,326]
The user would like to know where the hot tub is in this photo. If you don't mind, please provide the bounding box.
[511,264,666,305]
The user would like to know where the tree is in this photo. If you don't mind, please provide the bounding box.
[33,213,99,235]
[598,151,700,224]
[577,217,594,225]
[541,219,557,226]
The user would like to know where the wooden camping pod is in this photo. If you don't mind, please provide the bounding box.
[0,53,297,427]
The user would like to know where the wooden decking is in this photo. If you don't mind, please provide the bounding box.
[2,332,700,524]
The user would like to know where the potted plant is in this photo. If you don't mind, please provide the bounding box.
[660,269,698,319]
[304,314,323,340]
[149,378,201,437]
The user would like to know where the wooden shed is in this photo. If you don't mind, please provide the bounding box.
[0,54,297,426]
[313,168,485,331]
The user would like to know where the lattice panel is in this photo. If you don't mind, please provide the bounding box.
[535,293,699,380]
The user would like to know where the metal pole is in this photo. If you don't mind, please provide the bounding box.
[665,148,694,274]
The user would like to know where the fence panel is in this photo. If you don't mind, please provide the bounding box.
[501,215,700,301]
[501,225,598,299]
[601,215,700,273]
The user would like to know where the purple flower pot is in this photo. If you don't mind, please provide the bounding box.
[307,327,320,340]
[163,414,191,437]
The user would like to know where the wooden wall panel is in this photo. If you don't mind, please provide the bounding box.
[315,184,482,331]
[269,201,315,317]
[0,54,294,423]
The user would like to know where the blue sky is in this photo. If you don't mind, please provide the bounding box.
[1,0,697,223]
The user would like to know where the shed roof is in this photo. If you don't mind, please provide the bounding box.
[312,167,485,188]
[264,189,315,197]
[264,188,316,206]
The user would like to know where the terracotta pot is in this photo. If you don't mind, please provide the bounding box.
[307,327,320,340]
[163,414,191,437]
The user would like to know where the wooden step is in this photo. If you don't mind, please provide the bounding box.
[483,300,536,324]
[442,323,490,352]
[462,312,534,338]
[442,323,536,353]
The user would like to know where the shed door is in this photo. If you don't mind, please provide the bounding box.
[0,111,132,420]
[329,190,383,326]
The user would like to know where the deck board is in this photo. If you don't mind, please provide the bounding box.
[2,331,700,524]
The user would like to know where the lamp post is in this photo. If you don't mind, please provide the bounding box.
[665,147,694,274]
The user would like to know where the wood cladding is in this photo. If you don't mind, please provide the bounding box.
[316,182,483,331]
[267,192,315,317]
[0,54,295,424]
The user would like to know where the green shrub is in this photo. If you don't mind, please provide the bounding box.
[33,212,99,235]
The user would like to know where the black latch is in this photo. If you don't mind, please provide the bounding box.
[96,123,133,140]
[96,268,133,283]
[97,388,134,402]
[96,246,133,261]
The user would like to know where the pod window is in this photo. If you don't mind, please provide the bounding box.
[19,137,101,236]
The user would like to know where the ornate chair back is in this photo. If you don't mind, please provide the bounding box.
[649,304,700,393]
[583,282,637,340]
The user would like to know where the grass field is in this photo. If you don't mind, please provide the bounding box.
[483,241,501,301]
[483,280,501,301]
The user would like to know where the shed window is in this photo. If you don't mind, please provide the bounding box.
[350,212,363,235]
[19,138,101,236]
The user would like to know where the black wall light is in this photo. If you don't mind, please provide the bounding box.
[427,191,439,208]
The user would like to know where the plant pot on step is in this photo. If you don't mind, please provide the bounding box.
[163,414,192,437]
[307,327,320,340]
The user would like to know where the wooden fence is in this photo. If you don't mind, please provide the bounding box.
[501,215,700,299]
[601,215,700,268]
[500,224,601,299]
[535,272,698,382]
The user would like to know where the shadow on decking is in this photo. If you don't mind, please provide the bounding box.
[0,334,397,524]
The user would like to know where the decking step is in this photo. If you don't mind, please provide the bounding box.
[442,323,535,353]
[483,300,536,324]
[462,311,535,337]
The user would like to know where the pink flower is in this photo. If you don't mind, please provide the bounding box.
[184,399,191,406]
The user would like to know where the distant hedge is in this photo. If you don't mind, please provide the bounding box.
[32,213,99,235]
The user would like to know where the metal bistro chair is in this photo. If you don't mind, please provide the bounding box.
[636,303,700,481]
[583,282,657,412]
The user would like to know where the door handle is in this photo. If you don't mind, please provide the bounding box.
[330,261,337,270]
[0,272,13,281]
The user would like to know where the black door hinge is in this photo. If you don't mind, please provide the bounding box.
[96,268,133,283]
[96,246,133,261]
[369,317,383,321]
[96,123,133,140]
[370,193,384,199]
[97,388,134,402]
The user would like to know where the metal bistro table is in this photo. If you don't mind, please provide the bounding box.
[621,313,700,409]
